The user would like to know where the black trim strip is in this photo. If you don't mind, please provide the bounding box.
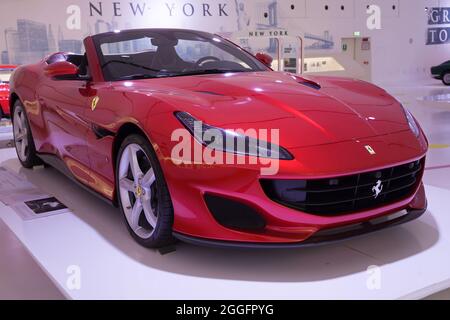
[173,204,427,249]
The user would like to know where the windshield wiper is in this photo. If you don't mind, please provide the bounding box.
[168,69,249,77]
[102,60,162,73]
[118,74,158,80]
[117,69,250,80]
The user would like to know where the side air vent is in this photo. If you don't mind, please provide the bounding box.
[204,194,266,231]
[92,125,115,139]
[194,90,225,96]
[298,79,321,90]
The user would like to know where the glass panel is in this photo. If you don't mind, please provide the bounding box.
[94,30,267,80]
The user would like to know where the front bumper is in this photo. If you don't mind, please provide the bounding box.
[160,127,428,245]
[174,199,427,248]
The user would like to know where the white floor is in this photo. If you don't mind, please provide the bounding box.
[0,119,13,149]
[1,81,450,299]
[0,218,64,299]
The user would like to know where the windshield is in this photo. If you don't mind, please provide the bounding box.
[92,29,268,81]
[0,69,14,84]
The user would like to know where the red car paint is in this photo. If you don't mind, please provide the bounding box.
[0,65,16,116]
[9,30,427,245]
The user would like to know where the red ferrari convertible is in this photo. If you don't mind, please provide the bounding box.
[9,29,428,248]
[0,65,16,118]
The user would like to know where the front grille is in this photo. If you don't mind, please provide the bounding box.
[261,158,425,216]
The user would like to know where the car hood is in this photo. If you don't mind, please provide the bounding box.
[121,72,411,148]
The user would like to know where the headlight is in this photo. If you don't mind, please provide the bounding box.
[401,105,420,137]
[175,111,293,160]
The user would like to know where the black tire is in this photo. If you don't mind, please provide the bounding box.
[442,72,450,86]
[12,100,42,168]
[115,134,175,248]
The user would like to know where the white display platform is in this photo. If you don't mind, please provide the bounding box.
[0,147,449,300]
[0,120,13,145]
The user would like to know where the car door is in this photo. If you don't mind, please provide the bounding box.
[36,68,92,185]
[82,82,127,201]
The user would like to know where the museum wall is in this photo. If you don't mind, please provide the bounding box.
[0,0,448,84]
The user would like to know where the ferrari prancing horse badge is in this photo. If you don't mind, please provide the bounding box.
[365,145,376,155]
[91,96,100,111]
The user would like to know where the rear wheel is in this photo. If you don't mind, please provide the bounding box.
[443,72,450,85]
[116,134,175,248]
[12,100,41,168]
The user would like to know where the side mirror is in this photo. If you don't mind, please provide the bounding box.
[255,52,273,68]
[44,61,79,78]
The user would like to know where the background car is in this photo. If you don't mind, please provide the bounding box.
[0,65,16,118]
[431,60,450,85]
[9,29,428,249]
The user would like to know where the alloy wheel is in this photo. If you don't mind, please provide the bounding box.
[444,73,450,84]
[13,107,29,162]
[118,143,158,239]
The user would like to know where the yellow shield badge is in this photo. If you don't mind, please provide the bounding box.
[91,96,100,111]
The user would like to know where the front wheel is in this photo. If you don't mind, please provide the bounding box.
[12,100,42,168]
[443,72,450,85]
[115,134,175,248]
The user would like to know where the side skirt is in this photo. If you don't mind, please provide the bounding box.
[37,154,117,207]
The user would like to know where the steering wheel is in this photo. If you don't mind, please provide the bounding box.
[195,56,221,67]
